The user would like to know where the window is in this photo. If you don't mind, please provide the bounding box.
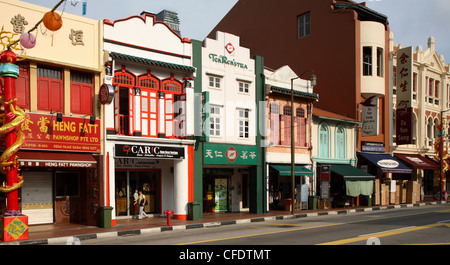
[238,109,249,138]
[37,65,63,112]
[3,62,30,109]
[296,107,307,147]
[239,81,249,93]
[283,105,292,116]
[427,117,433,146]
[319,124,329,157]
[296,107,305,118]
[269,102,280,145]
[377,47,384,77]
[113,70,135,135]
[298,12,311,38]
[209,105,221,136]
[70,70,93,115]
[162,80,182,93]
[363,47,372,76]
[208,76,221,89]
[336,126,345,159]
[138,74,160,137]
[435,80,440,105]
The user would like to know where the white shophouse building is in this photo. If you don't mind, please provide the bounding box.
[102,11,196,224]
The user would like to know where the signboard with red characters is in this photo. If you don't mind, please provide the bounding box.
[19,113,100,153]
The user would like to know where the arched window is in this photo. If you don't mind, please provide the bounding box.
[138,73,160,137]
[319,124,329,157]
[161,77,184,138]
[283,105,292,116]
[162,79,183,94]
[336,126,345,159]
[427,117,433,146]
[113,69,136,135]
[296,107,305,118]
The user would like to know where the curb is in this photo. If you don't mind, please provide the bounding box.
[3,201,448,245]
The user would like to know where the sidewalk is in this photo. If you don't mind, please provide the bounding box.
[3,200,448,245]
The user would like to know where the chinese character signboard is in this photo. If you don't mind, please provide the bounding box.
[396,46,413,145]
[19,113,100,152]
[203,143,258,165]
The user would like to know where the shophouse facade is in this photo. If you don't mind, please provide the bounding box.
[264,65,317,211]
[0,0,104,225]
[103,11,196,224]
[209,0,414,206]
[312,107,376,208]
[192,32,266,215]
[392,36,450,202]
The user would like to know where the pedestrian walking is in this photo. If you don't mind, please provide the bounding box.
[134,190,148,219]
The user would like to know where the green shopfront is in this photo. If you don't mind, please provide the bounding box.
[202,143,262,213]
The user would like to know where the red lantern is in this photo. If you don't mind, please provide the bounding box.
[42,11,63,31]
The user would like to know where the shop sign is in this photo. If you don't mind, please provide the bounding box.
[396,46,413,145]
[208,53,248,69]
[99,83,114,105]
[361,141,385,153]
[377,159,399,168]
[203,143,258,165]
[361,96,379,137]
[114,158,157,169]
[115,144,184,159]
[19,113,100,153]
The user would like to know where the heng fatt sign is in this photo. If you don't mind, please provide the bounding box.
[115,144,184,159]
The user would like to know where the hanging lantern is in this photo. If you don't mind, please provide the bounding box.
[19,32,37,49]
[42,11,63,31]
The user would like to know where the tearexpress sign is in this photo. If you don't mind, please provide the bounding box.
[208,53,249,69]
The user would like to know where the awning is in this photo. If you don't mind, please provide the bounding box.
[270,165,313,176]
[394,153,439,170]
[358,153,412,174]
[18,151,97,168]
[330,164,375,181]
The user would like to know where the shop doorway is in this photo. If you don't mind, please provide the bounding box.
[54,171,81,224]
[203,172,232,213]
[115,170,161,217]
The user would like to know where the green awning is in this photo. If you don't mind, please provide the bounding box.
[330,164,375,181]
[270,165,313,176]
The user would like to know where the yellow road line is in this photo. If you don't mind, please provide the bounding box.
[317,223,450,245]
[175,208,446,245]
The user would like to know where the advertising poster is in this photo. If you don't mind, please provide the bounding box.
[214,178,228,212]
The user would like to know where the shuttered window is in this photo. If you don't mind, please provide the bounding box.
[70,70,93,114]
[37,65,63,112]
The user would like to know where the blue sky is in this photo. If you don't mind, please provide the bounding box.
[21,0,450,60]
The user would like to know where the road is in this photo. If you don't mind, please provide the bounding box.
[57,204,450,262]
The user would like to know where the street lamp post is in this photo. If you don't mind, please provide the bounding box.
[291,69,316,216]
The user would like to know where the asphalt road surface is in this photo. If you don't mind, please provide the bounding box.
[56,204,450,263]
[75,204,450,246]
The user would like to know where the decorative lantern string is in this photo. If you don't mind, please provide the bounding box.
[7,0,66,51]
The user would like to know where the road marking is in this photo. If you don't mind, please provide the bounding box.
[318,223,450,245]
[175,208,448,245]
[358,226,416,237]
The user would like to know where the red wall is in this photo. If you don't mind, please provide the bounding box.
[209,0,390,150]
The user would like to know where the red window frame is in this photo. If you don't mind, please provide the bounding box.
[161,77,184,138]
[113,68,135,135]
[138,72,160,137]
[37,65,63,112]
[70,70,93,115]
